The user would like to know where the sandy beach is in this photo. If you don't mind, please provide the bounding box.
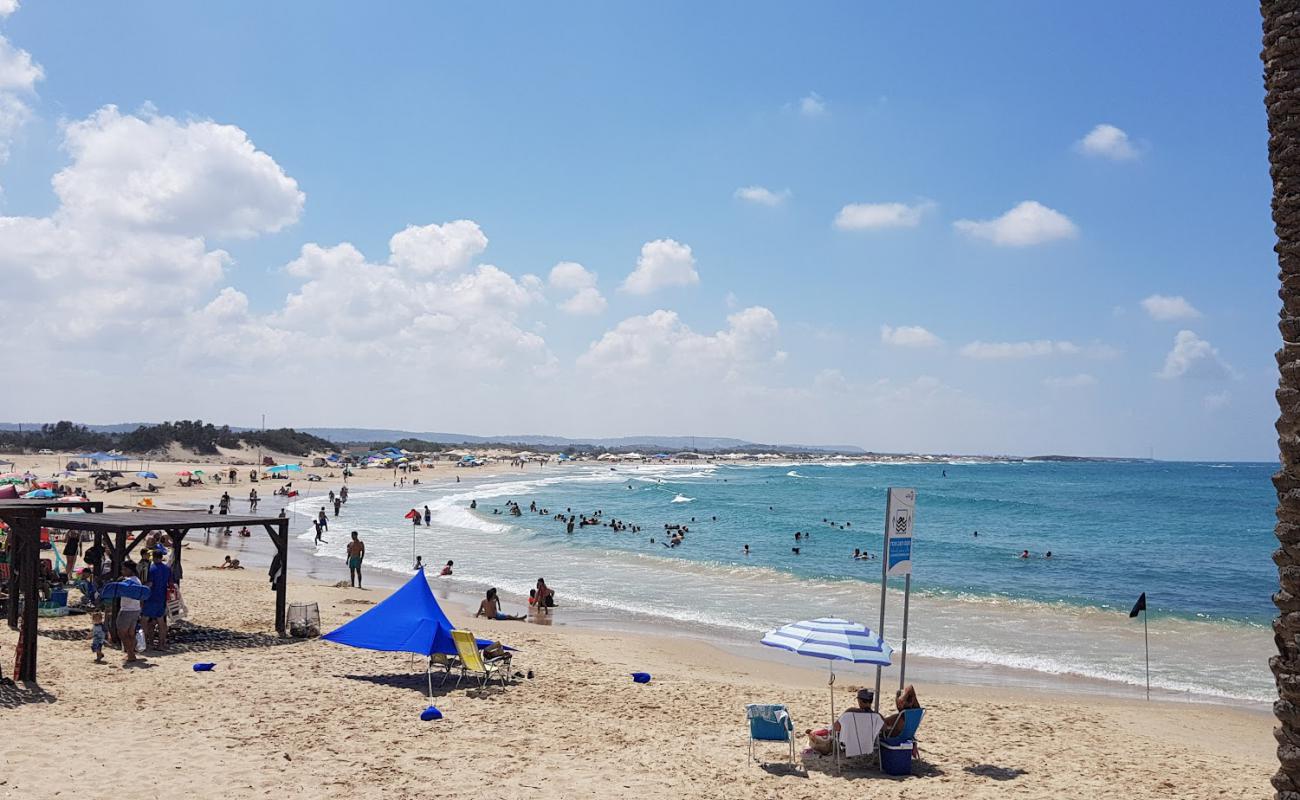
[0,452,1276,799]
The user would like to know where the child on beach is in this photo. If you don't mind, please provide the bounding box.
[90,611,106,663]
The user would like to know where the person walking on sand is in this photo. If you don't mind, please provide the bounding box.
[313,518,327,545]
[116,562,144,664]
[347,531,366,588]
[248,488,259,512]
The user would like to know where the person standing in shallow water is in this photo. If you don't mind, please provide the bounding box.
[347,531,366,588]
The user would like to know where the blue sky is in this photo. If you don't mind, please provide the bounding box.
[0,2,1278,459]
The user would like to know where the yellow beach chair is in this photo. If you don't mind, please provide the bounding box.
[451,629,509,689]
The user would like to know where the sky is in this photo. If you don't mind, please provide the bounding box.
[0,1,1280,460]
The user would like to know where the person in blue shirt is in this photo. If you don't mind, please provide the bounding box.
[142,548,171,651]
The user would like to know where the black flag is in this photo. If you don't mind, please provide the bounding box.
[1129,592,1146,618]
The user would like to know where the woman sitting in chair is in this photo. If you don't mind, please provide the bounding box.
[881,684,921,738]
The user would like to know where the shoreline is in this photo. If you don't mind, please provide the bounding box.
[5,451,1274,707]
[254,485,1268,711]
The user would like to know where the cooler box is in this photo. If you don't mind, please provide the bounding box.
[880,740,913,776]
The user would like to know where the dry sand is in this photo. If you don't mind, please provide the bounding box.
[0,538,1275,800]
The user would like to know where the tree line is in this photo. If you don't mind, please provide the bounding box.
[0,420,333,457]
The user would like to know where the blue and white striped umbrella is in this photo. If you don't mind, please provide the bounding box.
[760,618,893,665]
[762,618,893,734]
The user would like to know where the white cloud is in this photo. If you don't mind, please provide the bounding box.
[1157,330,1234,380]
[1076,124,1139,160]
[835,201,932,231]
[560,287,608,316]
[621,238,699,294]
[0,30,40,92]
[954,201,1078,247]
[548,261,606,315]
[960,340,1100,360]
[734,185,790,207]
[1204,391,1231,411]
[814,368,849,394]
[880,324,941,348]
[799,92,826,116]
[0,106,307,340]
[1141,294,1201,321]
[580,306,780,377]
[0,9,41,164]
[0,101,554,383]
[53,106,304,239]
[1044,373,1097,389]
[388,220,488,273]
[548,261,597,291]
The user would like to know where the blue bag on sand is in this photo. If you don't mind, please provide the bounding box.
[420,706,443,721]
[631,672,652,683]
[193,663,216,672]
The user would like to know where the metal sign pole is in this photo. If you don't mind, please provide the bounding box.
[898,573,912,693]
[874,496,890,712]
[1144,607,1150,701]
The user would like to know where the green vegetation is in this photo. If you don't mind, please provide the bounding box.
[0,420,333,457]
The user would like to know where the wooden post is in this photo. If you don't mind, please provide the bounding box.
[14,515,40,681]
[169,529,184,584]
[276,519,288,635]
[5,520,20,630]
[109,530,126,643]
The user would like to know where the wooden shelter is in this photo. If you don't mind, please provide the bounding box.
[0,498,103,681]
[3,505,290,681]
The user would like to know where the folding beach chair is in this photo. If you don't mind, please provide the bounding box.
[745,704,795,764]
[428,652,461,686]
[834,710,885,769]
[451,630,509,689]
[881,707,925,746]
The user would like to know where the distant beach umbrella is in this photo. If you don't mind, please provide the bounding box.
[22,489,57,499]
[761,618,892,733]
[175,471,192,477]
[137,471,158,479]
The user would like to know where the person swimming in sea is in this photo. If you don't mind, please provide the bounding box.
[743,544,750,556]
[1019,550,1030,559]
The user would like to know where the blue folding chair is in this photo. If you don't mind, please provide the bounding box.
[746,703,795,764]
[881,707,924,746]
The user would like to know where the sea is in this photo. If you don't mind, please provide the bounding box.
[285,459,1278,703]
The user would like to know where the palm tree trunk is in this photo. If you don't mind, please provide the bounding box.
[1264,3,1300,797]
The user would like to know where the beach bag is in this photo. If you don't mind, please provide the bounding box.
[167,585,188,623]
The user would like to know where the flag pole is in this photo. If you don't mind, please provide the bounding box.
[1143,606,1150,701]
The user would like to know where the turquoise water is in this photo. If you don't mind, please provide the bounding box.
[289,460,1278,701]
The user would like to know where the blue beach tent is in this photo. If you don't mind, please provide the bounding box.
[322,569,509,696]
[323,568,457,657]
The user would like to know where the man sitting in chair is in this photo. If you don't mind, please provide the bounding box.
[806,688,884,757]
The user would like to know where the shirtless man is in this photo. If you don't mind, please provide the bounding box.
[346,531,365,588]
[475,588,525,621]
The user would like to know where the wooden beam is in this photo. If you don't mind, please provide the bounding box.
[5,525,19,630]
[14,516,40,681]
[169,529,185,584]
[109,530,126,644]
[262,521,288,635]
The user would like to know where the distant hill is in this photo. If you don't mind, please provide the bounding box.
[296,428,867,454]
[0,422,864,454]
